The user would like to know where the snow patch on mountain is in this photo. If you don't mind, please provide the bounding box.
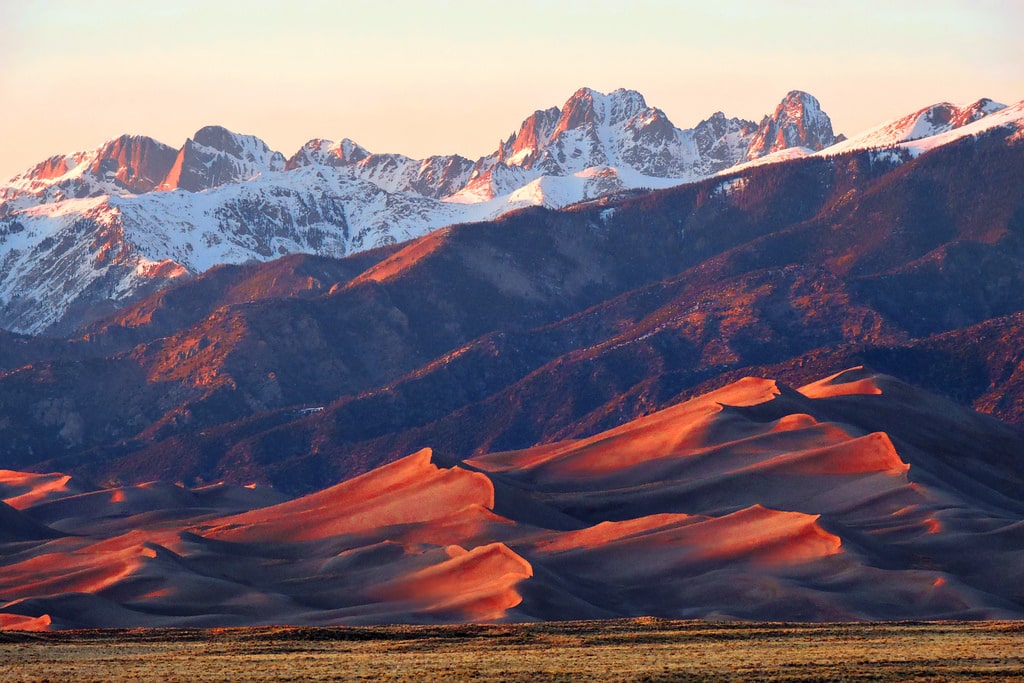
[819,98,1008,157]
[0,166,466,334]
[718,147,814,176]
[899,99,1023,156]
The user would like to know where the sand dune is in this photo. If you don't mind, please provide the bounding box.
[0,500,64,542]
[798,366,885,399]
[0,470,89,510]
[533,506,841,570]
[471,377,787,478]
[740,432,909,476]
[204,448,496,543]
[468,387,918,527]
[369,543,533,622]
[0,611,51,631]
[1,369,1022,629]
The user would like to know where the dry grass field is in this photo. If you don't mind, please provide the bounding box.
[2,619,1023,682]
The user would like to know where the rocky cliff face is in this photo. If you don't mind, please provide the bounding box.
[87,135,180,193]
[157,126,287,192]
[286,139,474,200]
[0,135,178,209]
[745,90,840,159]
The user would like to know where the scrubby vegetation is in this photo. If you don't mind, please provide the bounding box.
[3,620,1023,682]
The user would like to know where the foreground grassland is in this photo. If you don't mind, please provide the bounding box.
[2,619,1023,682]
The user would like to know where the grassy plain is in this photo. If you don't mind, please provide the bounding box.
[1,619,1023,682]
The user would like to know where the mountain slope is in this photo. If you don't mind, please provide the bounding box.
[815,97,1015,158]
[0,165,465,335]
[0,135,178,207]
[822,98,1006,157]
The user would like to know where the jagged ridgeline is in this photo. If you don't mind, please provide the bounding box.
[0,88,846,335]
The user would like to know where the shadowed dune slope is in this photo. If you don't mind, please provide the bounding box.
[1,369,1022,629]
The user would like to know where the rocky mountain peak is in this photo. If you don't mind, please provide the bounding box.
[694,111,757,138]
[191,126,285,168]
[553,87,649,138]
[459,87,832,202]
[499,107,561,168]
[193,125,246,155]
[286,138,372,170]
[335,138,371,164]
[551,87,601,138]
[88,135,178,194]
[158,126,286,192]
[951,98,1007,128]
[1,135,177,205]
[745,90,839,160]
[605,87,651,121]
[12,153,81,185]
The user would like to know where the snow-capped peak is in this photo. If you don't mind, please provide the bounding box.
[820,98,1009,157]
[285,138,372,170]
[552,87,651,138]
[157,126,286,192]
[883,98,1023,157]
[452,87,811,204]
[0,134,179,210]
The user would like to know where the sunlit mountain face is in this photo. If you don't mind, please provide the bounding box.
[1,88,1023,630]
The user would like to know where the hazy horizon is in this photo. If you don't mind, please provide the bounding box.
[2,0,1022,181]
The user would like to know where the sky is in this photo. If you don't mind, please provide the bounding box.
[1,0,1022,181]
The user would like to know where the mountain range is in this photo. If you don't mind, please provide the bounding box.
[2,89,1018,337]
[1,86,1024,629]
[3,87,844,335]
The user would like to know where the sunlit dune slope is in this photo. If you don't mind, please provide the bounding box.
[0,470,90,510]
[1,368,1022,629]
[204,448,497,543]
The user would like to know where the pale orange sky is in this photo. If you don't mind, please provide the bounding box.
[1,0,1022,181]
